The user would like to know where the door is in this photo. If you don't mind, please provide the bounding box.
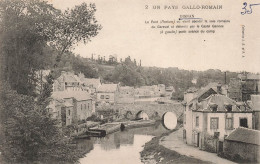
[197,133,200,147]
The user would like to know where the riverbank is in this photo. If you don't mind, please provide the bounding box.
[140,127,211,164]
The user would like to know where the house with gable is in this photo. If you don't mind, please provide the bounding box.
[53,71,88,92]
[52,91,95,125]
[183,86,253,153]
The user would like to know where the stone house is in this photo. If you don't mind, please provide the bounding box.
[96,83,120,105]
[52,91,94,124]
[223,127,260,162]
[183,90,253,153]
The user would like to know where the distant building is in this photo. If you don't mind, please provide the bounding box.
[165,86,175,97]
[136,84,166,98]
[53,71,85,92]
[223,127,260,162]
[96,83,120,105]
[118,86,135,104]
[78,73,102,94]
[228,73,260,101]
[183,89,253,153]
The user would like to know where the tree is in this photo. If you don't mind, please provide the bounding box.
[0,84,85,163]
[0,0,101,96]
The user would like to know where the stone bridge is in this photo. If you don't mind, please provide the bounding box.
[112,103,184,119]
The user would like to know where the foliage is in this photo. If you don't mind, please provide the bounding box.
[0,0,101,96]
[0,84,85,163]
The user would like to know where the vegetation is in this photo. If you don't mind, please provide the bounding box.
[0,0,101,163]
[140,127,211,164]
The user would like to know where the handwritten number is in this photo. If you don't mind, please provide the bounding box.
[241,2,260,15]
[145,5,148,9]
[241,2,247,15]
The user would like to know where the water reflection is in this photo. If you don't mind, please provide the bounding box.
[77,122,168,164]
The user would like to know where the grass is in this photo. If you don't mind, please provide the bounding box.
[140,127,212,164]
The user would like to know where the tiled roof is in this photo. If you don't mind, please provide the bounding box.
[226,127,260,145]
[52,91,92,101]
[197,94,238,112]
[97,84,118,93]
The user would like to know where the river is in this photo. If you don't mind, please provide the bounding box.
[77,122,168,164]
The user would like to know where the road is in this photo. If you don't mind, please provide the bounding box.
[159,128,237,164]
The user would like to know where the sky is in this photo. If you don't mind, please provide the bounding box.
[48,0,260,73]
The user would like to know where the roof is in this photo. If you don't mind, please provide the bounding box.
[82,78,101,89]
[52,91,92,101]
[57,72,81,83]
[97,84,118,93]
[226,127,260,145]
[194,94,252,112]
[120,86,134,90]
[188,87,217,104]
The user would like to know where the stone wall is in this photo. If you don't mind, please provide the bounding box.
[223,140,260,162]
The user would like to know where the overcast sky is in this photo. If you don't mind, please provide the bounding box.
[48,0,260,73]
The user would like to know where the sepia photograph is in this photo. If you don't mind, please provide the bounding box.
[0,0,259,163]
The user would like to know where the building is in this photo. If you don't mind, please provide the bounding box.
[183,90,253,153]
[134,88,153,98]
[96,83,120,105]
[228,73,260,101]
[250,95,260,130]
[118,86,135,104]
[223,127,260,162]
[53,71,84,92]
[52,91,94,124]
[165,86,175,97]
[78,72,101,94]
[47,99,62,127]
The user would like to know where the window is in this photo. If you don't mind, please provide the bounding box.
[88,103,90,109]
[183,114,186,124]
[210,117,219,129]
[84,104,86,109]
[105,95,110,99]
[225,118,233,130]
[196,116,199,127]
[68,110,70,116]
[240,118,248,128]
[100,95,104,99]
[81,104,82,110]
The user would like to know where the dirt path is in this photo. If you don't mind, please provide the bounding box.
[159,128,237,164]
